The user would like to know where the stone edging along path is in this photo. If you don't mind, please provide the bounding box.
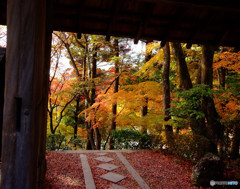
[80,154,96,189]
[79,151,151,189]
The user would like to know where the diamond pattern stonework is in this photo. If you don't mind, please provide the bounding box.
[100,172,126,183]
[95,152,108,156]
[97,163,119,171]
[94,156,114,163]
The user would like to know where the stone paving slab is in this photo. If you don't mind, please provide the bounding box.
[80,154,96,189]
[109,184,127,189]
[95,156,114,162]
[97,163,119,171]
[95,152,108,156]
[116,152,150,189]
[100,172,126,183]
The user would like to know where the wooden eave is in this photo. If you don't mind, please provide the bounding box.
[1,0,240,46]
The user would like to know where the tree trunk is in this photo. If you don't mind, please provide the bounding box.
[162,42,174,145]
[109,38,119,150]
[49,109,54,134]
[171,42,192,90]
[172,42,205,136]
[73,96,80,148]
[91,45,101,150]
[95,127,101,150]
[217,67,226,89]
[140,42,151,134]
[231,126,240,159]
[82,34,88,80]
[140,97,148,134]
[201,44,224,154]
[86,127,95,150]
[74,96,80,139]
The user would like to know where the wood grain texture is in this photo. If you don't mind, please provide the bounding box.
[1,0,50,188]
[0,48,6,161]
[1,0,240,46]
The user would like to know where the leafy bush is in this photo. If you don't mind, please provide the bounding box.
[46,133,71,151]
[170,84,212,129]
[70,136,84,149]
[112,129,152,149]
[160,133,210,162]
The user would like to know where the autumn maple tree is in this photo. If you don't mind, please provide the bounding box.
[47,30,240,166]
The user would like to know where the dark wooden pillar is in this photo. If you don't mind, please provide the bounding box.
[0,48,6,161]
[1,0,51,188]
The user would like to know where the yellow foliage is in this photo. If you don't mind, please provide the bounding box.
[146,42,160,55]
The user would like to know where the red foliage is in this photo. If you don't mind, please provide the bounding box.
[44,152,85,189]
[123,151,198,189]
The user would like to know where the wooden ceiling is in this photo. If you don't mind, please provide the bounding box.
[1,0,240,46]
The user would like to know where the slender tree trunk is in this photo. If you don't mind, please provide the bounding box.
[171,42,192,90]
[201,44,224,154]
[83,34,88,80]
[49,110,54,134]
[217,67,226,89]
[91,46,101,150]
[73,96,80,148]
[80,37,96,150]
[162,42,174,145]
[139,97,148,149]
[95,128,101,150]
[140,97,148,134]
[74,96,80,139]
[172,42,206,136]
[195,65,202,85]
[109,38,119,150]
[140,41,151,134]
[87,127,95,150]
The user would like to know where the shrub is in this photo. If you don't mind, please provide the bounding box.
[70,136,84,149]
[112,129,152,150]
[160,133,210,162]
[46,133,71,151]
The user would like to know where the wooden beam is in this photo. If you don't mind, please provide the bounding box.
[78,0,85,38]
[159,7,184,43]
[187,10,211,43]
[106,0,121,41]
[136,0,240,13]
[37,0,53,187]
[134,3,154,44]
[186,43,192,49]
[0,48,6,161]
[1,0,51,188]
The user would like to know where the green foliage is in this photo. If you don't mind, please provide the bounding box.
[46,133,72,151]
[112,129,152,149]
[70,136,84,148]
[170,84,212,128]
[160,133,210,162]
[226,74,240,95]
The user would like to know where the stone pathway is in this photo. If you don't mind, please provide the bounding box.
[80,154,96,189]
[78,151,151,189]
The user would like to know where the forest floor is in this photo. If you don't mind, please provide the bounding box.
[44,150,239,189]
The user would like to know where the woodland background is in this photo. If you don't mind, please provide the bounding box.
[1,25,240,163]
